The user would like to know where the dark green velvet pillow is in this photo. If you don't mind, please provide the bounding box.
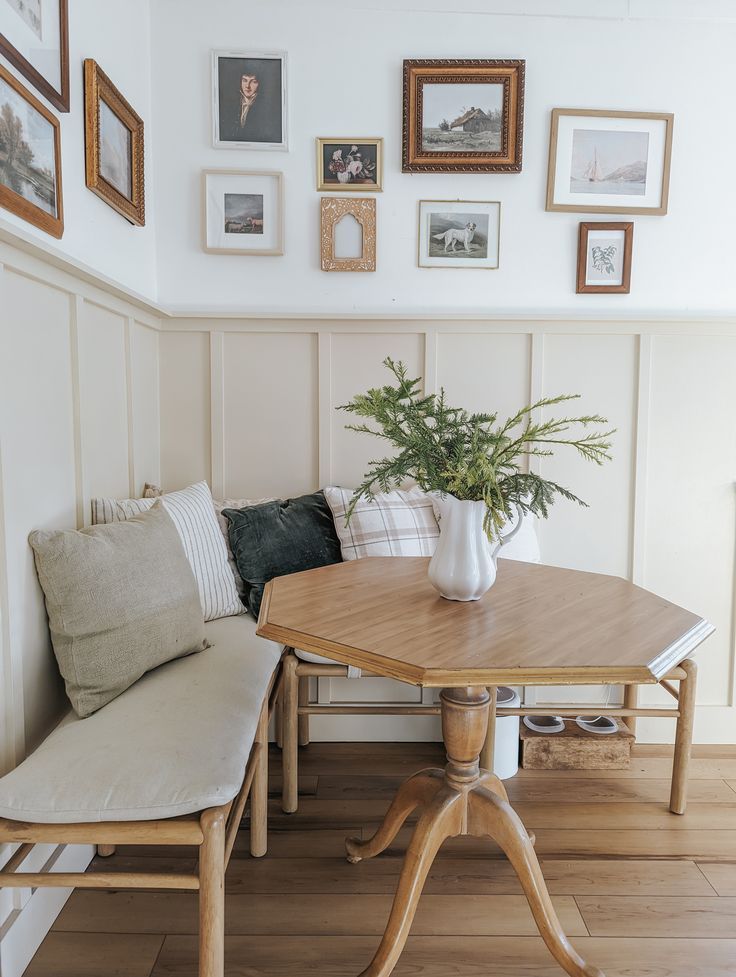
[223,491,342,617]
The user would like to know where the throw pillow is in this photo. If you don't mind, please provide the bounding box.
[213,496,276,597]
[29,503,208,718]
[324,486,439,560]
[224,490,342,617]
[91,481,243,621]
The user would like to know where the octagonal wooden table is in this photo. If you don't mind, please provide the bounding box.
[257,557,713,977]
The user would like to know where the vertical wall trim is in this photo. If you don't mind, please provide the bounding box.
[631,333,652,587]
[123,318,136,497]
[318,332,333,487]
[423,328,438,395]
[524,331,545,710]
[209,332,225,499]
[69,297,85,529]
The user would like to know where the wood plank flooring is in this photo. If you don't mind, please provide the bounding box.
[24,742,736,977]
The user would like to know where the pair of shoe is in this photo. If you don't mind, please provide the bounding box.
[523,715,618,735]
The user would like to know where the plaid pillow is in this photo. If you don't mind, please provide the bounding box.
[324,487,439,561]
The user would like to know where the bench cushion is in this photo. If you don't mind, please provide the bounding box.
[0,616,281,823]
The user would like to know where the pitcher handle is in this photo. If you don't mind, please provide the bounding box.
[492,502,526,563]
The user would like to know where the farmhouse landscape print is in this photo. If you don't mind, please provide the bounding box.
[421,82,504,152]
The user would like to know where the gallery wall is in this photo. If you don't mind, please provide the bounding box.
[151,0,736,313]
[0,0,156,297]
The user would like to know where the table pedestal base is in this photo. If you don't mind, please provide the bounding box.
[345,686,605,977]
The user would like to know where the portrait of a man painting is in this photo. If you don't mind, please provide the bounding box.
[212,51,287,150]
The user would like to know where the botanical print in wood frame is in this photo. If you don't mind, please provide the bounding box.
[418,200,500,270]
[316,138,383,192]
[0,0,69,111]
[84,60,145,226]
[320,197,376,272]
[203,169,284,255]
[0,63,63,237]
[402,59,524,173]
[212,50,287,150]
[547,109,673,215]
[577,222,633,294]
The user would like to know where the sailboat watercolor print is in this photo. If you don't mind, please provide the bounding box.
[547,109,673,215]
[570,128,648,196]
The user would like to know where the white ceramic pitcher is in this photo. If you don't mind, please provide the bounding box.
[428,494,524,601]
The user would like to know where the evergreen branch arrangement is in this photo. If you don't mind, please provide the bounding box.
[340,358,615,540]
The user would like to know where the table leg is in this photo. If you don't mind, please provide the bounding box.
[347,685,605,977]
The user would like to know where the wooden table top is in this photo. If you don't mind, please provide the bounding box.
[257,557,713,688]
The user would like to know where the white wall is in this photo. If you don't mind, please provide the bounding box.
[0,235,161,977]
[0,0,156,297]
[151,0,736,314]
[158,316,736,746]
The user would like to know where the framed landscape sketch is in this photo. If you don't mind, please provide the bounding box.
[84,60,145,226]
[418,200,500,269]
[203,169,283,255]
[0,63,63,237]
[547,109,673,215]
[212,50,287,150]
[316,138,382,191]
[0,0,69,111]
[403,59,524,173]
[577,222,633,294]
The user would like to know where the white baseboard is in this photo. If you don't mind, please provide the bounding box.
[0,843,93,977]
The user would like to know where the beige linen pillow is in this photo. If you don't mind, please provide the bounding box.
[29,502,208,718]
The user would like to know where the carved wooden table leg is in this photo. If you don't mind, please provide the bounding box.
[347,685,605,977]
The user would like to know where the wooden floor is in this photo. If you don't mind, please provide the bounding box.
[25,742,736,977]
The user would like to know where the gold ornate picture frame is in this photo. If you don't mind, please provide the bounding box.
[84,59,145,226]
[320,197,376,272]
[403,59,525,173]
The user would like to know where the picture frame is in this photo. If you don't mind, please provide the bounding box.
[212,50,287,151]
[320,197,376,272]
[402,59,524,173]
[83,59,145,226]
[0,0,69,112]
[203,169,283,255]
[0,63,63,237]
[418,200,500,270]
[576,221,633,294]
[316,138,383,192]
[546,108,674,215]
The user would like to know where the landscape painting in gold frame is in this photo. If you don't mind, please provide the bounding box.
[84,59,145,226]
[402,59,525,173]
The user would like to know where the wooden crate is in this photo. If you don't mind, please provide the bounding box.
[520,718,635,770]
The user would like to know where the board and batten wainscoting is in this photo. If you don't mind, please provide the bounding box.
[0,232,161,977]
[158,317,736,747]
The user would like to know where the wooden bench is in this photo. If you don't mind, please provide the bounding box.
[0,615,283,977]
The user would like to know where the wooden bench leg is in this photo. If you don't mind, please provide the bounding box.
[199,808,225,977]
[623,684,638,736]
[282,651,299,814]
[670,659,697,815]
[250,701,269,858]
[298,674,310,747]
[275,683,283,750]
[479,686,497,772]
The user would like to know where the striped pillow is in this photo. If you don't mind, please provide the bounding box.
[324,487,440,560]
[91,482,244,621]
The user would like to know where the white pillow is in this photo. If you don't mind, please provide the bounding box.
[91,482,244,621]
[325,486,540,564]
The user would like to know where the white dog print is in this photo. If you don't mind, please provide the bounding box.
[433,221,477,253]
